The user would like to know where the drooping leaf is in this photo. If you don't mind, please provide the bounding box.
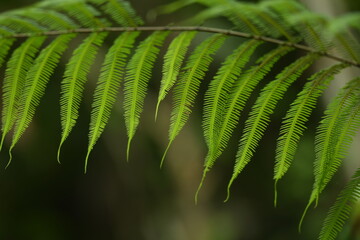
[85,31,139,171]
[89,0,143,26]
[0,36,46,152]
[124,31,169,160]
[161,34,227,167]
[274,63,347,206]
[8,34,76,165]
[300,78,360,230]
[226,53,318,201]
[203,39,261,163]
[58,32,107,162]
[196,46,292,201]
[155,31,197,120]
[319,168,360,240]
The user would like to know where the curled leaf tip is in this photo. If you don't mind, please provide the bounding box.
[160,140,172,168]
[195,168,209,204]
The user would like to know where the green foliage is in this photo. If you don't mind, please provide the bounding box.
[0,0,359,239]
[123,31,169,160]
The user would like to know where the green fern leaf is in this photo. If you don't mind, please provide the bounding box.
[300,78,360,231]
[8,34,76,166]
[226,53,318,201]
[155,31,196,120]
[58,32,107,162]
[274,63,347,206]
[10,8,78,30]
[0,15,44,33]
[203,39,261,162]
[39,0,107,28]
[161,34,226,167]
[319,169,360,239]
[89,0,143,26]
[307,78,360,207]
[335,36,360,64]
[251,4,295,41]
[288,12,330,52]
[0,36,46,152]
[124,31,169,160]
[196,46,292,200]
[0,38,14,69]
[220,2,262,35]
[85,31,139,171]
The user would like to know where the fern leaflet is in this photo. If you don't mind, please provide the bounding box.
[314,78,360,201]
[203,39,261,166]
[124,31,169,160]
[300,78,360,230]
[8,34,76,166]
[161,34,226,167]
[58,32,107,162]
[155,31,196,120]
[0,36,46,152]
[196,46,292,200]
[319,167,360,240]
[85,31,139,171]
[274,63,347,206]
[90,0,143,27]
[226,53,318,201]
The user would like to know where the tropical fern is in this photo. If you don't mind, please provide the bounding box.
[86,31,139,171]
[155,31,196,120]
[161,33,226,166]
[123,31,169,160]
[58,32,108,162]
[274,63,348,205]
[0,0,359,239]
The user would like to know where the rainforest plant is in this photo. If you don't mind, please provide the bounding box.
[0,0,359,238]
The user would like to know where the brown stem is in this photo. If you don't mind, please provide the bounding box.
[4,25,360,68]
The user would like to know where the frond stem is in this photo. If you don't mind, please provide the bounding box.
[5,26,360,68]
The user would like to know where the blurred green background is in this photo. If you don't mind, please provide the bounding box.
[0,0,359,239]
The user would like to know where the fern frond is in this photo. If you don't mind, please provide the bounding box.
[288,12,331,52]
[89,0,143,27]
[0,36,46,152]
[274,63,347,206]
[327,20,360,64]
[58,32,107,162]
[319,169,360,240]
[222,2,262,35]
[196,46,292,200]
[9,8,78,30]
[250,3,296,41]
[155,31,196,120]
[85,31,139,171]
[203,39,261,162]
[39,0,107,28]
[0,15,44,33]
[161,34,226,167]
[307,78,360,208]
[226,53,318,201]
[0,38,14,68]
[124,31,169,160]
[8,34,76,166]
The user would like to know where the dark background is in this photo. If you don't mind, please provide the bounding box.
[0,0,359,239]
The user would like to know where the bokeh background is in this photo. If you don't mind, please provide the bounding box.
[0,0,359,239]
